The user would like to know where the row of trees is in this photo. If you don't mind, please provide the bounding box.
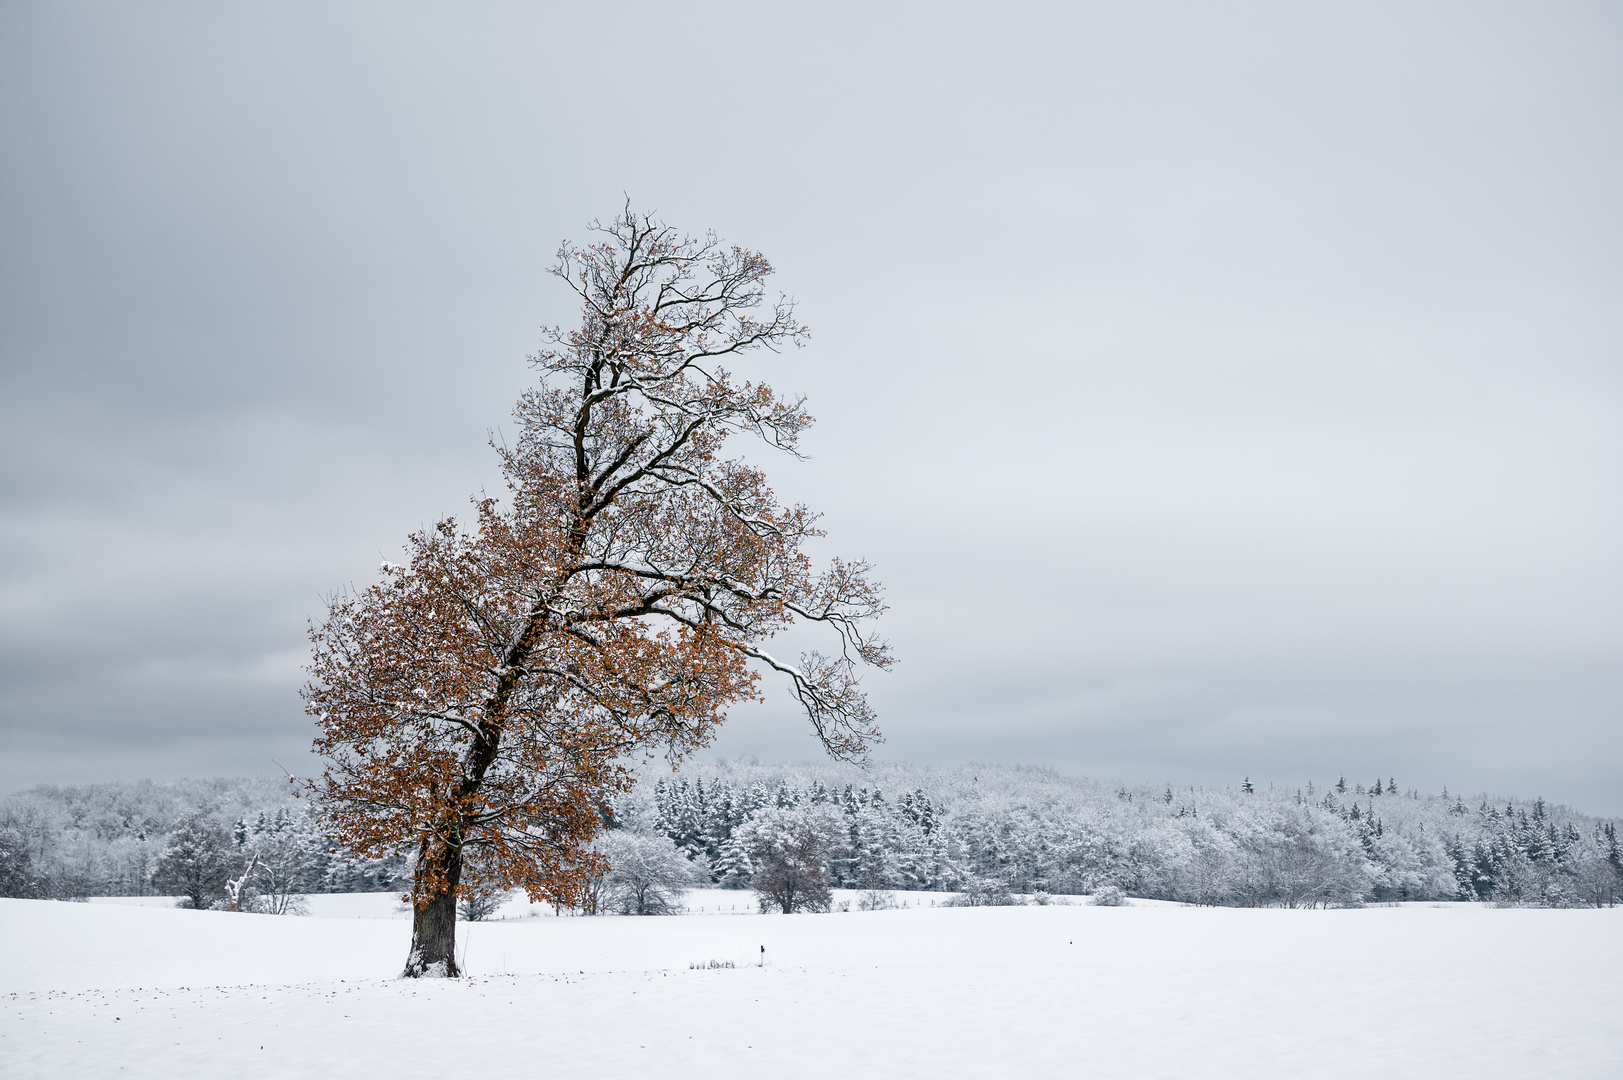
[6,764,1619,911]
[1446,799,1619,907]
[619,761,1621,909]
[0,777,303,899]
[146,808,409,913]
[0,785,407,908]
[0,825,91,901]
[641,775,944,893]
[560,806,849,916]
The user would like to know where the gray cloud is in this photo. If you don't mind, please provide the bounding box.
[3,2,1619,812]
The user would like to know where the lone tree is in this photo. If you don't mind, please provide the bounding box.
[304,205,892,977]
[601,831,703,915]
[739,804,844,914]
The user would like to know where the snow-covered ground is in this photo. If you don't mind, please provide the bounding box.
[5,895,1619,1078]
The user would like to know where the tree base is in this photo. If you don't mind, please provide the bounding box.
[402,890,460,978]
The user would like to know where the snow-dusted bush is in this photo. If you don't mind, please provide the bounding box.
[737,805,843,913]
[1090,885,1127,907]
[457,889,511,921]
[944,876,1021,907]
[858,888,898,911]
[600,831,704,915]
[1571,846,1623,908]
[228,812,327,914]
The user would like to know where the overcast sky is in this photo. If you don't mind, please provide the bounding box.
[2,2,1619,813]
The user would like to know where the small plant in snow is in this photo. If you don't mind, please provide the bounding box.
[1091,885,1128,907]
[458,888,511,921]
[944,876,1022,907]
[858,888,898,911]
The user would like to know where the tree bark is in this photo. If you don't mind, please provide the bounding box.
[403,843,463,977]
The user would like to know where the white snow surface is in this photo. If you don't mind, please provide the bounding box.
[4,894,1619,1078]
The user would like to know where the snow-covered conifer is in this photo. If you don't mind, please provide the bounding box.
[151,812,235,909]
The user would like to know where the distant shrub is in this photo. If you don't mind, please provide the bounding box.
[858,888,898,911]
[1090,886,1128,907]
[602,831,705,915]
[944,877,1022,907]
[458,889,511,921]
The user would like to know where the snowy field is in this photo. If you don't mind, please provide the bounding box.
[4,894,1619,1078]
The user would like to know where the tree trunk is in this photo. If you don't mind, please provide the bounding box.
[403,845,463,978]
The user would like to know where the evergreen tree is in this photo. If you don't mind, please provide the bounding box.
[711,833,754,888]
[151,812,235,909]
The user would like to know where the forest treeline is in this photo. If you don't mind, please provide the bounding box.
[3,762,1618,908]
[621,761,1621,908]
[0,777,407,903]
